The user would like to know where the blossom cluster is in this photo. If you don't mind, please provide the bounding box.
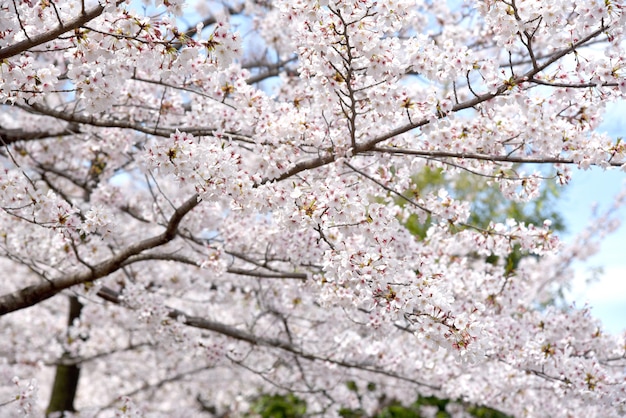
[0,0,625,417]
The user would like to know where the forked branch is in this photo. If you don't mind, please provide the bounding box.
[0,194,200,315]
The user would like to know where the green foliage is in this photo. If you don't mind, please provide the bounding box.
[413,395,449,417]
[247,393,307,418]
[374,400,423,418]
[467,405,512,418]
[346,380,360,393]
[402,166,565,274]
[339,407,368,417]
[246,384,513,417]
[337,386,512,418]
[402,166,565,239]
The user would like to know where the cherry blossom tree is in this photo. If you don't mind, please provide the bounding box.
[0,0,625,416]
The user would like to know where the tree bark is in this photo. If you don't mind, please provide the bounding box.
[46,296,83,417]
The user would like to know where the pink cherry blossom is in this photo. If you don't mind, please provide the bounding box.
[0,0,625,417]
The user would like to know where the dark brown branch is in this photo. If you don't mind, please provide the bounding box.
[21,103,189,137]
[0,125,80,145]
[529,78,619,89]
[226,267,307,280]
[371,147,624,167]
[120,252,309,280]
[0,194,200,315]
[360,25,609,148]
[260,26,610,185]
[19,103,254,143]
[182,313,440,389]
[245,57,298,84]
[0,3,112,60]
[93,285,440,390]
[260,152,337,185]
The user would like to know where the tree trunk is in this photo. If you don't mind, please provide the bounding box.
[46,296,83,417]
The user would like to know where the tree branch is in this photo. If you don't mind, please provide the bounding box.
[0,194,200,315]
[0,125,80,145]
[0,3,112,60]
[371,147,624,167]
[92,284,440,390]
[120,252,309,280]
[261,26,610,184]
[19,103,254,143]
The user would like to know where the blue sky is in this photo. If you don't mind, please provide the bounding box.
[560,100,626,335]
